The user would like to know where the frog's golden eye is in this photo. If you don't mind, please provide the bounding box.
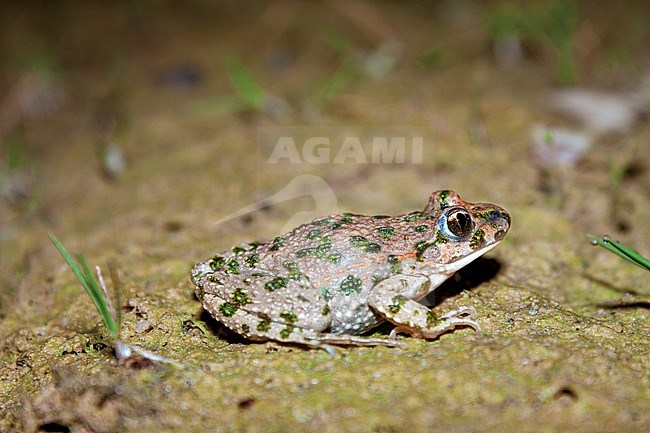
[440,207,473,240]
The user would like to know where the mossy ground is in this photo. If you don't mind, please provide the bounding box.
[1,2,649,432]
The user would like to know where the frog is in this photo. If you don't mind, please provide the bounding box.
[190,190,510,350]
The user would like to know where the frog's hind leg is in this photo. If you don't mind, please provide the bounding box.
[243,310,403,351]
[260,322,405,352]
[208,305,401,352]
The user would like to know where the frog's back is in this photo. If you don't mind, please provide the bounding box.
[251,211,439,300]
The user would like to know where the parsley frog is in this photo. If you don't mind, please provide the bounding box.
[191,190,510,349]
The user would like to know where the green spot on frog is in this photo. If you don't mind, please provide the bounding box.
[388,295,408,315]
[426,310,439,328]
[475,209,510,225]
[208,256,226,270]
[256,318,271,333]
[313,218,333,226]
[268,235,287,252]
[326,253,342,264]
[232,288,252,306]
[414,224,429,233]
[244,254,259,268]
[219,302,238,317]
[349,236,381,253]
[321,304,331,315]
[387,255,402,273]
[340,217,355,224]
[306,229,322,240]
[437,190,451,209]
[242,324,250,333]
[231,246,246,254]
[376,226,395,239]
[265,277,287,292]
[319,286,332,300]
[225,257,240,274]
[283,261,306,281]
[339,274,363,296]
[295,242,333,259]
[414,240,435,261]
[279,325,295,339]
[433,229,448,245]
[280,310,298,323]
[470,229,486,249]
[402,212,423,222]
[208,275,222,284]
[248,241,261,249]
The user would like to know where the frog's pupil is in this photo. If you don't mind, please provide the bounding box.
[447,210,472,237]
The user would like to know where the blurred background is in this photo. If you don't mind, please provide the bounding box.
[1,1,648,245]
[1,1,649,431]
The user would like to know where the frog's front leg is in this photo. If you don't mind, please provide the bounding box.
[367,275,480,340]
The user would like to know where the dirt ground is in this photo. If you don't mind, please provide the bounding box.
[1,1,649,432]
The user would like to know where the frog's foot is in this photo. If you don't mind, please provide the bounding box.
[389,306,480,339]
[369,275,482,341]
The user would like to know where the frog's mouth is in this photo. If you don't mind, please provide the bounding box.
[439,241,502,275]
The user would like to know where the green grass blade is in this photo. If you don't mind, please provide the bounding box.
[49,233,119,339]
[49,232,91,291]
[222,54,265,109]
[76,253,118,339]
[589,235,650,271]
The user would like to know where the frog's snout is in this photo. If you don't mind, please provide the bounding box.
[486,208,510,241]
[190,261,213,286]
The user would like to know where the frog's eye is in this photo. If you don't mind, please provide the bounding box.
[439,207,473,240]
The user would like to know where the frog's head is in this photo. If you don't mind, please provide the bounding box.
[420,190,510,275]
